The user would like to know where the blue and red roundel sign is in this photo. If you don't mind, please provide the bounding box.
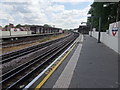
[14,28,17,32]
[112,23,118,36]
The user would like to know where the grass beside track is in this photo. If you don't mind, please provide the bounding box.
[2,33,68,54]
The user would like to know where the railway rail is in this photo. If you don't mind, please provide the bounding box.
[1,34,70,64]
[1,32,79,89]
[1,33,62,48]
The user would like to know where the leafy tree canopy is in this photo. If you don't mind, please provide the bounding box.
[44,24,51,27]
[87,2,119,32]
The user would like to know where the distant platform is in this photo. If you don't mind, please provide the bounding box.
[1,33,62,39]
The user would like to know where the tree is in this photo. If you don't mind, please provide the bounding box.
[44,24,51,27]
[87,2,119,32]
[16,24,22,28]
[4,25,9,28]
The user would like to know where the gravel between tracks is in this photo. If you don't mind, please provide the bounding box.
[1,33,69,74]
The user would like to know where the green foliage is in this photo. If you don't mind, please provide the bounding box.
[87,2,119,32]
[16,24,22,28]
[4,25,9,28]
[44,24,51,27]
[64,29,69,31]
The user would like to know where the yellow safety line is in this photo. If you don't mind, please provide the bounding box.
[34,42,77,90]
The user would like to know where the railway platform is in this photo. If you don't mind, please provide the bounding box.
[28,34,119,89]
[1,33,61,39]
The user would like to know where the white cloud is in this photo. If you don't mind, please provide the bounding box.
[49,4,91,29]
[52,0,94,2]
[0,0,91,29]
[1,0,94,2]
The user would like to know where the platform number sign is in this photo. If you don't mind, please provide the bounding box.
[112,23,118,36]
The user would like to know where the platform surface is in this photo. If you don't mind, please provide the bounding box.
[40,35,119,88]
[1,33,60,39]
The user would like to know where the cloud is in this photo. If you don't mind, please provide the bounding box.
[0,0,92,29]
[1,0,93,2]
[52,0,94,2]
[49,4,91,29]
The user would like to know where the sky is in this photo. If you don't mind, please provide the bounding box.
[0,0,94,29]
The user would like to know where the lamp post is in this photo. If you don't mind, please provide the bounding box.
[9,29,11,36]
[89,16,101,43]
[98,16,101,43]
[87,15,101,42]
[91,3,108,43]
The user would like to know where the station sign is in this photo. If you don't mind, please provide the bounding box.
[109,21,119,37]
[11,28,20,32]
[112,23,118,36]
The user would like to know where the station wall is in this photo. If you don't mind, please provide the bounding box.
[89,21,120,54]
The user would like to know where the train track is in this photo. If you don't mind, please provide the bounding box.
[1,34,70,64]
[1,32,79,89]
[1,33,61,48]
